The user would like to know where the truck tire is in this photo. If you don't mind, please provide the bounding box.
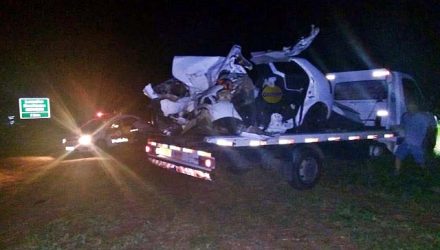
[289,147,322,190]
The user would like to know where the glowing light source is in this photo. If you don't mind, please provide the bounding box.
[372,69,390,78]
[367,135,378,139]
[305,138,319,143]
[216,139,233,146]
[204,159,212,168]
[182,148,194,153]
[96,112,104,118]
[376,109,389,117]
[197,150,211,157]
[384,134,394,138]
[325,74,336,80]
[328,137,341,141]
[78,135,92,145]
[111,137,128,144]
[170,145,182,151]
[279,139,294,144]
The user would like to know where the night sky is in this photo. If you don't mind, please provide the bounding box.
[1,1,439,123]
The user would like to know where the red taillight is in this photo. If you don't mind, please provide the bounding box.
[199,156,214,169]
[204,159,212,168]
[145,145,151,153]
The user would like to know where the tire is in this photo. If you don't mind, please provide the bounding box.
[289,148,322,190]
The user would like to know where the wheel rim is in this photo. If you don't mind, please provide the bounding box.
[298,157,319,184]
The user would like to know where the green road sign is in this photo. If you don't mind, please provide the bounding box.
[19,98,51,119]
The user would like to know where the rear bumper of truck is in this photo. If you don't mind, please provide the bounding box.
[145,141,215,181]
[144,130,397,181]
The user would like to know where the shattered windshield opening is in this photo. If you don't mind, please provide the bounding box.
[334,80,387,100]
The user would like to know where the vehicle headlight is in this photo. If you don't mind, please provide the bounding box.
[62,138,67,144]
[78,135,92,145]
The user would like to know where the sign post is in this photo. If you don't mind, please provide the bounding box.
[19,98,51,119]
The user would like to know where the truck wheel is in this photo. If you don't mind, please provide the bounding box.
[289,148,322,190]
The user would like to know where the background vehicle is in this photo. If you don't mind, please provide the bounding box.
[62,114,149,153]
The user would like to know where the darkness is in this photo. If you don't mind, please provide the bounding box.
[1,0,439,124]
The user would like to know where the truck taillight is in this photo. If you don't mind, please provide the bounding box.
[199,156,215,169]
[204,159,212,168]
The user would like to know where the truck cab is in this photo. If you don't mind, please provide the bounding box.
[327,69,432,129]
[327,68,437,153]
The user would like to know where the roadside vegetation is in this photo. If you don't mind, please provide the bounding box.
[1,142,439,249]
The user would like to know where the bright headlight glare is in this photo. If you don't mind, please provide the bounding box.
[62,138,67,144]
[78,135,92,145]
[376,109,389,117]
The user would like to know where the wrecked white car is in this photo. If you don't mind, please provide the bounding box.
[143,26,333,136]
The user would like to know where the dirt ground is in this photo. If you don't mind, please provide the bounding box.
[0,144,439,249]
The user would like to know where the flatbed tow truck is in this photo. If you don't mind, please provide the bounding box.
[144,128,397,189]
[143,67,437,190]
[141,27,437,189]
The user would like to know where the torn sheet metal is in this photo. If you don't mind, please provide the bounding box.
[250,25,320,65]
[160,97,193,117]
[172,45,250,95]
[143,26,331,136]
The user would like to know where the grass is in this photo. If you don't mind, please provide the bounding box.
[1,137,440,249]
[323,153,440,249]
[331,200,440,249]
